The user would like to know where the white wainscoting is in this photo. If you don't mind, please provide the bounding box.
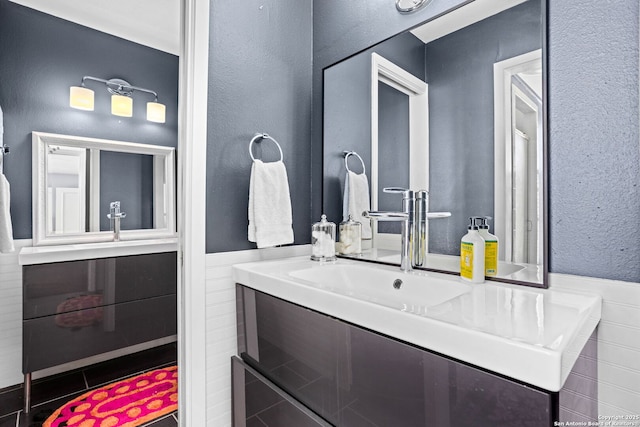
[204,245,310,427]
[0,240,29,389]
[550,273,640,416]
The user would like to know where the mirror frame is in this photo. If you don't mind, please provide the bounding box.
[32,131,176,246]
[322,0,549,288]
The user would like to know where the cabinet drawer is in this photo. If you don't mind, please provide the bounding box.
[23,252,177,319]
[237,285,555,426]
[232,356,331,427]
[23,294,177,373]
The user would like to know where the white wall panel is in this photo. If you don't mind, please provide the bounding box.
[550,273,640,415]
[0,240,29,389]
[204,245,310,427]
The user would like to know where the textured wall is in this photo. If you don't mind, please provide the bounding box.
[548,0,640,282]
[206,0,313,253]
[0,0,179,240]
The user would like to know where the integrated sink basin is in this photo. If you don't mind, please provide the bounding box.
[232,256,601,392]
[289,263,471,310]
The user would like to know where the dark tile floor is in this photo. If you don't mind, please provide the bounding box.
[0,343,178,427]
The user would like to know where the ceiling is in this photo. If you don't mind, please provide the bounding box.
[9,0,181,55]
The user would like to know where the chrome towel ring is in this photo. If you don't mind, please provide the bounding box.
[343,150,366,174]
[249,133,283,162]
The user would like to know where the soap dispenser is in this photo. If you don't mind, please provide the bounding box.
[460,217,485,283]
[311,214,337,261]
[478,216,499,277]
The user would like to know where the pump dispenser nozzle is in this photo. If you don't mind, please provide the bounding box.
[468,216,481,230]
[477,216,493,230]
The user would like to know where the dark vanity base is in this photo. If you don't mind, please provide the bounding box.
[22,252,178,413]
[234,284,596,426]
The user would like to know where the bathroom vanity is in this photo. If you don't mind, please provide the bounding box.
[19,239,178,411]
[231,257,601,426]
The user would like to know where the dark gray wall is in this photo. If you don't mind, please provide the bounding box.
[378,82,410,235]
[205,0,313,253]
[100,152,154,231]
[315,0,640,282]
[548,0,639,282]
[0,0,179,239]
[323,32,425,227]
[427,0,542,254]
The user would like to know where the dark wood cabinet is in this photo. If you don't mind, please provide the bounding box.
[234,284,589,427]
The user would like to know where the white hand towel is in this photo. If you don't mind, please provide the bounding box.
[0,174,14,253]
[248,159,294,248]
[343,170,372,239]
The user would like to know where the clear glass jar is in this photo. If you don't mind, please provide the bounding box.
[311,214,336,261]
[338,215,362,255]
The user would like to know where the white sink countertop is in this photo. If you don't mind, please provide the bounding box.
[19,238,179,265]
[232,256,601,392]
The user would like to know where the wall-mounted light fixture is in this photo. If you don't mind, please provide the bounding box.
[396,0,432,14]
[69,76,166,123]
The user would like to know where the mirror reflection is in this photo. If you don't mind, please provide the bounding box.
[323,0,545,285]
[46,147,156,235]
[34,132,176,246]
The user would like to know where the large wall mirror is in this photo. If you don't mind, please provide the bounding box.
[323,0,547,287]
[32,132,176,246]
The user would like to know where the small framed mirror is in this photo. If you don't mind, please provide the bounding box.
[32,132,176,246]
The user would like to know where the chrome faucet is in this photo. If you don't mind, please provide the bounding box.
[363,188,415,272]
[413,190,428,267]
[107,201,126,241]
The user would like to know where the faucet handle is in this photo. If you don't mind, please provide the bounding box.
[107,201,126,219]
[383,187,414,199]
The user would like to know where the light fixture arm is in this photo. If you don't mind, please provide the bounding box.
[79,76,159,101]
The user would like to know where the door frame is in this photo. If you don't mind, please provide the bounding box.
[493,49,542,262]
[371,53,429,247]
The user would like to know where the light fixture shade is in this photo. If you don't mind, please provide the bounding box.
[146,102,166,123]
[111,94,133,117]
[69,86,94,111]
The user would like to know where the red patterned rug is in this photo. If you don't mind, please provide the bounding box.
[43,366,178,427]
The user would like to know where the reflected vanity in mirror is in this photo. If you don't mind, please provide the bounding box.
[32,132,176,245]
[323,0,547,287]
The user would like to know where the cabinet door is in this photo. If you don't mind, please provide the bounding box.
[232,356,332,427]
[237,285,555,427]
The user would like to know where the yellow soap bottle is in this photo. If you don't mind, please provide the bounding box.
[460,217,485,283]
[478,216,498,277]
